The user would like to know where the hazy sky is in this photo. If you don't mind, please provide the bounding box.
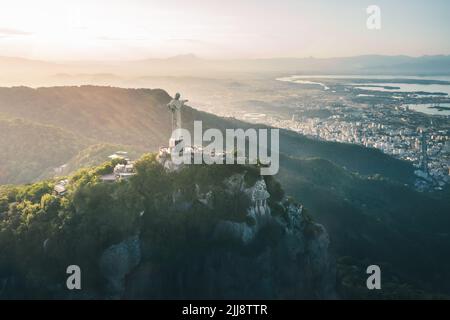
[0,0,449,60]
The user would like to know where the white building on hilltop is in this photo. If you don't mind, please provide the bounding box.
[114,162,136,180]
[53,179,69,196]
[108,151,130,161]
[101,151,136,182]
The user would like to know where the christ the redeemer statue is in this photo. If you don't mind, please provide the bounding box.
[167,92,188,133]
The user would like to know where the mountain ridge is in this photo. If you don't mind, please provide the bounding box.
[0,85,416,185]
[2,54,450,80]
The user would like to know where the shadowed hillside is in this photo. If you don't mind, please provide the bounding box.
[0,86,172,149]
[0,116,88,184]
[0,86,415,185]
[277,155,450,295]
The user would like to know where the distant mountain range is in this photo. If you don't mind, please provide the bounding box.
[1,54,450,87]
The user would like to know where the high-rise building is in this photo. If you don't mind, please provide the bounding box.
[419,128,429,174]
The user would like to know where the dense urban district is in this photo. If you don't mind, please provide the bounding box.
[183,76,450,192]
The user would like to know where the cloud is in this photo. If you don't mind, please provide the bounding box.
[0,27,32,38]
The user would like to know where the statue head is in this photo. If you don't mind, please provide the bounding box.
[174,92,181,100]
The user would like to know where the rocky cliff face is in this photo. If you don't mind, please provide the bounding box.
[99,235,141,298]
[99,173,336,299]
